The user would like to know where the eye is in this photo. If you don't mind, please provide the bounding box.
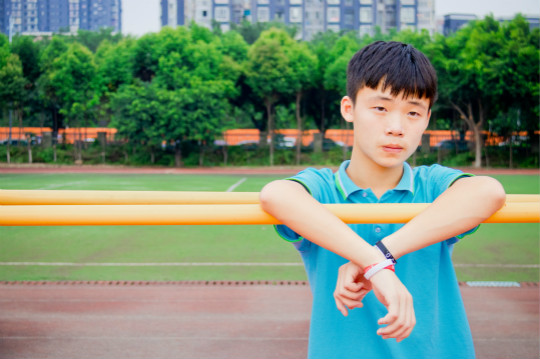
[373,106,386,112]
[408,111,421,118]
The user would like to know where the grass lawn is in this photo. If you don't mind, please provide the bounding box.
[0,172,538,282]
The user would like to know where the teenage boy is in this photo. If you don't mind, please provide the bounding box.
[259,41,505,359]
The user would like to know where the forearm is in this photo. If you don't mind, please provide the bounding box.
[383,176,506,259]
[260,180,384,267]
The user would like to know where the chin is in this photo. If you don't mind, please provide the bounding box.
[374,158,405,169]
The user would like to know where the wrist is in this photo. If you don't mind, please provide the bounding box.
[375,240,397,264]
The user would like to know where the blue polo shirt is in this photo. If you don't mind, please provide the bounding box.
[276,161,476,359]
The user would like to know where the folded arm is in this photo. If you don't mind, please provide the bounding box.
[383,175,506,259]
[260,180,414,341]
[334,175,506,321]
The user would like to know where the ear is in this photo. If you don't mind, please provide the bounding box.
[340,96,354,123]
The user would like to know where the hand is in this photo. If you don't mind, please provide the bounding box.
[334,261,372,316]
[369,269,415,342]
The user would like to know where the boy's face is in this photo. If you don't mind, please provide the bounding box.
[341,84,430,170]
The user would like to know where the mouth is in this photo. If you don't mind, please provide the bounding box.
[382,144,404,153]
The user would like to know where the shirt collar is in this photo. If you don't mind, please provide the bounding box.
[334,160,414,200]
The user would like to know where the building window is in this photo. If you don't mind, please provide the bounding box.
[258,0,269,3]
[359,0,372,4]
[344,9,354,26]
[345,0,353,6]
[400,7,414,23]
[257,7,269,22]
[359,7,372,23]
[202,10,208,17]
[327,0,339,4]
[290,0,302,4]
[327,7,340,23]
[290,7,302,22]
[400,0,415,4]
[215,6,229,21]
[214,0,229,3]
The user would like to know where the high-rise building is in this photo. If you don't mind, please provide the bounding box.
[442,13,477,36]
[161,0,436,41]
[443,13,540,36]
[161,0,246,32]
[0,0,121,36]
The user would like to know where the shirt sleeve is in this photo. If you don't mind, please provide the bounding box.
[273,167,333,246]
[427,164,478,243]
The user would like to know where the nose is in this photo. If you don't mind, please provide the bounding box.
[385,115,404,136]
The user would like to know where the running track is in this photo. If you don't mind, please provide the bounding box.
[0,281,538,359]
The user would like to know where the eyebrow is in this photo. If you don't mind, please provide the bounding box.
[370,95,428,111]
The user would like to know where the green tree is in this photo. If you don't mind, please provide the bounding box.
[48,42,96,162]
[435,16,539,168]
[495,15,539,159]
[306,31,350,146]
[111,82,164,164]
[132,32,162,82]
[37,36,69,136]
[75,28,123,53]
[11,35,41,85]
[435,17,500,167]
[287,40,318,164]
[0,36,25,163]
[231,20,298,45]
[92,38,136,126]
[245,28,294,165]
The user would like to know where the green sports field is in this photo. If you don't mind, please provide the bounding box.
[0,172,538,282]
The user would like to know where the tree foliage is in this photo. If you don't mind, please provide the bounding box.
[1,15,538,168]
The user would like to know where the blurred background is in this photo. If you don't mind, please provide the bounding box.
[0,0,538,169]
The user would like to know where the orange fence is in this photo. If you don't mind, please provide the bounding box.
[0,127,117,144]
[222,129,524,148]
[0,127,535,148]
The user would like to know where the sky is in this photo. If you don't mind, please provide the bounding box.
[122,0,540,37]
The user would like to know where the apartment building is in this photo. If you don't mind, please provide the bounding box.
[0,0,121,36]
[161,0,436,40]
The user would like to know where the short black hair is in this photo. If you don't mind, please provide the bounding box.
[346,41,438,108]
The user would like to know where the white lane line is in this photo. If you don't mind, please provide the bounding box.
[454,264,540,268]
[1,336,308,341]
[466,281,521,287]
[226,177,247,192]
[0,262,303,267]
[0,262,536,268]
[36,181,88,190]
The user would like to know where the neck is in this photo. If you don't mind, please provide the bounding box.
[346,152,404,198]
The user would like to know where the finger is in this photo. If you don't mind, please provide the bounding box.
[397,302,416,342]
[380,293,413,339]
[377,298,401,338]
[344,281,364,292]
[334,294,349,317]
[377,295,398,326]
[335,289,365,309]
[340,296,365,310]
[340,287,369,301]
